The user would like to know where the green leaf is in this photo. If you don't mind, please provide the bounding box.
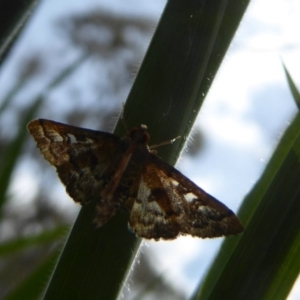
[282,62,300,110]
[0,98,43,211]
[42,1,250,299]
[0,53,88,211]
[0,0,39,64]
[194,71,300,300]
[0,226,68,257]
[5,250,60,300]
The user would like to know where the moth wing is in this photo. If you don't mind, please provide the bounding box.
[28,119,122,205]
[129,154,243,240]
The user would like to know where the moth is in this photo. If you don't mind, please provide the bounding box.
[28,119,243,240]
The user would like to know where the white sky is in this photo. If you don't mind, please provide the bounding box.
[1,0,300,299]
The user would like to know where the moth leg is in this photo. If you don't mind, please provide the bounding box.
[149,136,181,150]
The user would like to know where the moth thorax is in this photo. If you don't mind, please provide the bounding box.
[129,124,150,145]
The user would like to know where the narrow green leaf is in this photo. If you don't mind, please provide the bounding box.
[0,226,68,257]
[5,250,60,300]
[0,98,43,210]
[282,63,300,110]
[0,80,25,116]
[0,54,89,211]
[194,101,300,299]
[43,1,250,299]
[0,0,39,64]
[44,53,89,92]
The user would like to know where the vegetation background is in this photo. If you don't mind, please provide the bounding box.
[0,0,299,299]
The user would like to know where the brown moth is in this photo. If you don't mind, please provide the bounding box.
[28,119,243,240]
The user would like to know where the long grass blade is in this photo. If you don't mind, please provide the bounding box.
[42,1,250,299]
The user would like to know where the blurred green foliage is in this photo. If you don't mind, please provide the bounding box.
[1,1,299,300]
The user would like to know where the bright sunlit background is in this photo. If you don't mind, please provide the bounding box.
[0,0,300,299]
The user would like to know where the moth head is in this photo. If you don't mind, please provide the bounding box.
[129,124,150,145]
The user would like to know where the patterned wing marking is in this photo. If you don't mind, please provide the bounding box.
[129,154,243,240]
[93,155,145,227]
[28,119,122,206]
